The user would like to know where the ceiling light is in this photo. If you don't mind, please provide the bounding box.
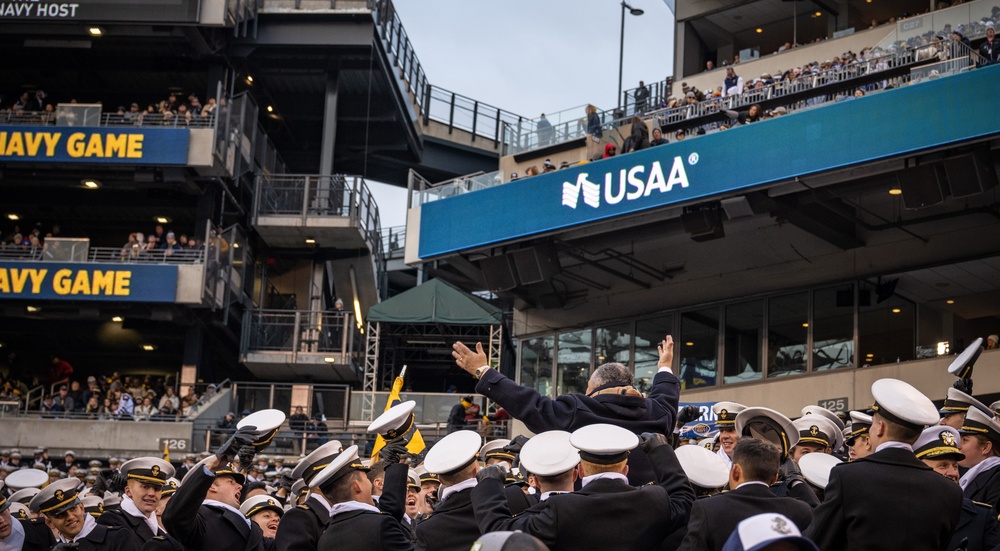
[7,213,20,221]
[685,341,694,346]
[305,238,316,244]
[155,216,170,224]
[246,75,254,84]
[891,308,901,313]
[324,357,336,363]
[888,187,902,195]
[814,11,822,16]
[756,27,763,33]
[111,316,124,323]
[88,27,103,37]
[266,105,274,113]
[81,179,100,189]
[26,306,40,313]
[141,344,156,351]
[802,323,809,327]
[233,243,240,248]
[946,299,955,305]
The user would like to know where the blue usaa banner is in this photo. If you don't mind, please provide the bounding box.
[0,126,190,165]
[678,401,718,440]
[0,262,178,302]
[419,64,1000,259]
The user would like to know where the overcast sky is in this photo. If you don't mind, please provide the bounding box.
[368,0,677,228]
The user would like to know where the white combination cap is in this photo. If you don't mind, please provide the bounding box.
[518,431,579,477]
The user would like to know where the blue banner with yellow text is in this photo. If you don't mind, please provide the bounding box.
[0,126,189,165]
[0,262,178,302]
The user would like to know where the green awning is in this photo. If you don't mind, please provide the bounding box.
[367,278,502,325]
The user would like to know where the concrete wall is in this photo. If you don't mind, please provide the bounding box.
[187,128,216,167]
[0,418,193,457]
[679,349,1000,418]
[176,264,205,304]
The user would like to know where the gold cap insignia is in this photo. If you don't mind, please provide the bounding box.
[809,425,820,437]
[151,465,160,476]
[941,431,956,447]
[268,499,276,507]
[772,516,792,535]
[720,409,728,419]
[54,489,65,502]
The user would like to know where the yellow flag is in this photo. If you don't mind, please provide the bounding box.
[370,367,426,462]
[162,440,170,463]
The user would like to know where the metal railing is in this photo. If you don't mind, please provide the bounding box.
[421,85,526,147]
[244,309,357,354]
[369,0,525,146]
[380,225,406,256]
[0,245,206,264]
[372,0,428,110]
[412,169,503,205]
[0,110,216,128]
[253,173,386,299]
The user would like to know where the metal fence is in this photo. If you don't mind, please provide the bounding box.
[0,245,206,264]
[245,310,356,354]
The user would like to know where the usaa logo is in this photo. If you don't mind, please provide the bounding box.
[561,154,696,209]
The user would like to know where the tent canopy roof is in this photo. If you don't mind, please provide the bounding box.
[368,278,502,325]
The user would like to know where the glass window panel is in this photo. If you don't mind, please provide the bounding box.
[680,308,719,389]
[768,293,808,377]
[519,336,553,398]
[859,283,916,365]
[557,330,592,396]
[635,315,673,394]
[724,300,763,383]
[595,323,632,366]
[813,285,855,371]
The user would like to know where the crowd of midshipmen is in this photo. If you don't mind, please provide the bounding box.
[1,334,998,551]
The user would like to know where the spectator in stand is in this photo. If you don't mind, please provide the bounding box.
[158,100,174,124]
[628,115,650,153]
[100,396,116,419]
[201,97,217,118]
[40,394,56,418]
[706,60,715,71]
[306,414,329,446]
[536,114,553,146]
[217,411,237,432]
[179,397,194,418]
[176,104,192,126]
[586,104,602,140]
[67,380,84,411]
[151,224,167,247]
[121,232,141,261]
[159,386,180,412]
[84,394,100,418]
[163,232,181,258]
[134,396,156,421]
[723,67,745,97]
[114,385,135,420]
[980,25,999,65]
[289,405,309,435]
[188,95,203,119]
[634,80,650,113]
[603,143,617,158]
[52,385,74,414]
[124,103,141,124]
[82,375,101,405]
[724,104,764,125]
[650,127,668,146]
[49,356,73,386]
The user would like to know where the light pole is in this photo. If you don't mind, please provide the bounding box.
[618,1,644,110]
